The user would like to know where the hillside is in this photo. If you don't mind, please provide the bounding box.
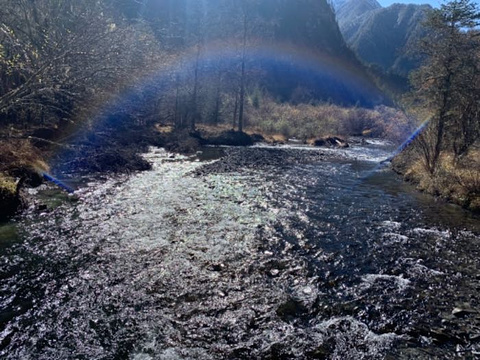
[119,0,384,106]
[335,0,382,42]
[335,0,430,77]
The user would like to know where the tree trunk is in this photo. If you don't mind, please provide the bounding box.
[174,74,180,128]
[213,76,221,125]
[191,46,201,132]
[238,13,247,133]
[232,91,238,130]
[429,60,454,174]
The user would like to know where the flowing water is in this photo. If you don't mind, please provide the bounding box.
[1,142,480,359]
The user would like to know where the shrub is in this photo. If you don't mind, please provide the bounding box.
[245,98,413,143]
[454,152,480,196]
[0,139,49,185]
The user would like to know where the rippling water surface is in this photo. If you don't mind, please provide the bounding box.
[1,141,480,359]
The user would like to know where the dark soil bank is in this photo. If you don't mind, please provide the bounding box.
[0,186,21,221]
[51,129,261,176]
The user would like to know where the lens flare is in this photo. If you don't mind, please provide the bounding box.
[48,40,386,170]
[42,173,74,194]
[355,116,432,187]
[385,117,431,163]
[45,40,390,179]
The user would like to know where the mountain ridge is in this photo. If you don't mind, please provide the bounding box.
[336,0,431,77]
[120,0,385,105]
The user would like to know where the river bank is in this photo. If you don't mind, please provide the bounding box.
[392,147,480,213]
[0,126,249,221]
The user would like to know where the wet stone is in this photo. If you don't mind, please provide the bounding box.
[470,333,480,342]
[452,307,476,317]
[269,269,280,277]
[2,144,480,359]
[276,298,308,321]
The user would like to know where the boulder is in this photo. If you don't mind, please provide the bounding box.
[0,175,23,221]
[204,130,254,146]
[249,133,265,143]
[164,131,201,155]
[313,138,326,147]
[313,136,349,148]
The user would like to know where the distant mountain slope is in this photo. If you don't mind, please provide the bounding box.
[328,0,348,11]
[336,0,430,77]
[118,0,385,106]
[336,0,382,41]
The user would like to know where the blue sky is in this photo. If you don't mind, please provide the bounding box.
[378,0,440,7]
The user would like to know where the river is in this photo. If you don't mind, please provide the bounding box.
[1,141,480,359]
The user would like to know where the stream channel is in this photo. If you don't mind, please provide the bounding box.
[1,141,480,359]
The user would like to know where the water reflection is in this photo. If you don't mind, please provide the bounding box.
[0,224,19,250]
[0,142,479,359]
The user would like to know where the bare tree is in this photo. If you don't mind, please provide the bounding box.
[0,0,161,127]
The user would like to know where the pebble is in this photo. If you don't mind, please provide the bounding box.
[452,307,476,317]
[470,333,480,341]
[303,286,313,295]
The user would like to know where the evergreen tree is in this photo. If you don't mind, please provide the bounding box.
[410,0,480,173]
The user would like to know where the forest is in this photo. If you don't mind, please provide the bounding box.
[0,0,479,213]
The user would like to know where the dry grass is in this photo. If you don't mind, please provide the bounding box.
[267,134,288,143]
[196,123,236,138]
[245,99,414,143]
[451,151,480,210]
[395,148,480,211]
[197,123,233,132]
[245,129,287,144]
[155,125,175,134]
[0,139,49,175]
[155,98,414,145]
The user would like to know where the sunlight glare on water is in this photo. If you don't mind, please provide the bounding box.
[1,142,480,359]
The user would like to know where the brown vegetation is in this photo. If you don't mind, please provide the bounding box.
[0,139,48,183]
[0,138,49,219]
[393,148,480,212]
[393,0,480,212]
[245,99,414,143]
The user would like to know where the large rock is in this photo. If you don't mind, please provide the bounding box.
[0,175,22,221]
[203,130,254,147]
[313,136,349,148]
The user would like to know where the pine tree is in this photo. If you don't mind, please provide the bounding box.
[411,0,480,173]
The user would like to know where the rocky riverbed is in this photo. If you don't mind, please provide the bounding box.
[1,143,480,359]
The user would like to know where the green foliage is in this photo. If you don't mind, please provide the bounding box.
[409,0,480,173]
